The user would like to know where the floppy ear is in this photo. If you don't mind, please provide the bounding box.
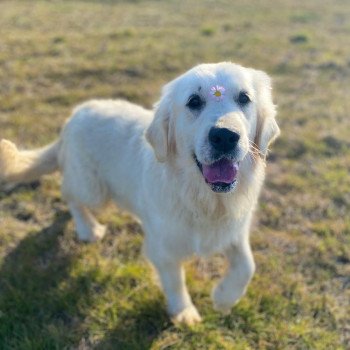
[253,70,280,158]
[146,83,176,162]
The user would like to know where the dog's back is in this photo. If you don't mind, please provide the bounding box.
[59,99,154,212]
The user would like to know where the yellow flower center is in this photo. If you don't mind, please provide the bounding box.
[214,90,221,97]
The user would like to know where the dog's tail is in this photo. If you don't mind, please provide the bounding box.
[0,139,60,184]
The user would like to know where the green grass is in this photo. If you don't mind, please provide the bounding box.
[0,0,349,349]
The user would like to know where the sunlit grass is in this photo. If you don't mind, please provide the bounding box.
[0,0,349,349]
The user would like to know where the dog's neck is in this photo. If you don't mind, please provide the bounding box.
[162,154,265,224]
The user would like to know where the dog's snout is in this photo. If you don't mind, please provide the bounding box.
[208,127,240,153]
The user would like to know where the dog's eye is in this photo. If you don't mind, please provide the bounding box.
[237,91,251,106]
[187,94,204,110]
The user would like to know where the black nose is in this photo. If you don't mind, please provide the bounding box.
[208,127,240,153]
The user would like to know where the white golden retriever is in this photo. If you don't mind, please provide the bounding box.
[0,62,279,325]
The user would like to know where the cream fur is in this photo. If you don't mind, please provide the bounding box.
[0,62,279,325]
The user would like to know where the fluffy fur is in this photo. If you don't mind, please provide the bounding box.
[0,62,279,325]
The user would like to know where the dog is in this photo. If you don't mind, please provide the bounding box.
[0,62,279,325]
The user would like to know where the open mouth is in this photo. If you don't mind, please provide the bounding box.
[194,154,239,193]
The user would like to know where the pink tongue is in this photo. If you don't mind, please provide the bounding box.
[202,159,239,184]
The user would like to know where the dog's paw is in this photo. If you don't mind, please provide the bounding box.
[77,223,106,243]
[212,283,240,315]
[171,305,202,326]
[213,300,232,315]
[91,223,107,242]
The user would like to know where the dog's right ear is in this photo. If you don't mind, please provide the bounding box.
[146,84,175,162]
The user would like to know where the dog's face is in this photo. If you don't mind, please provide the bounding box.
[146,62,280,193]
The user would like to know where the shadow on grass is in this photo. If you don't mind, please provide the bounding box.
[96,299,170,350]
[0,210,97,348]
[0,206,170,348]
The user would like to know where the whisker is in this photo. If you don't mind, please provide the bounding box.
[247,149,258,165]
[248,141,265,158]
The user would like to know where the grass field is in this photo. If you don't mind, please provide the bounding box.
[0,1,349,349]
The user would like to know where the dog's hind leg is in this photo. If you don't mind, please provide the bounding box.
[68,202,106,242]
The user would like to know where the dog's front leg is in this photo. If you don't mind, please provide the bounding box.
[212,238,255,314]
[147,250,202,325]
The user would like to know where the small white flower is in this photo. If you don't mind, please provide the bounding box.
[210,85,225,101]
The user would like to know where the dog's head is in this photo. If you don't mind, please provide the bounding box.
[146,62,280,194]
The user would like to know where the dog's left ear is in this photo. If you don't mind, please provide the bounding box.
[252,70,280,158]
[146,83,176,162]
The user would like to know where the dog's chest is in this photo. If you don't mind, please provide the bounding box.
[189,219,242,256]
